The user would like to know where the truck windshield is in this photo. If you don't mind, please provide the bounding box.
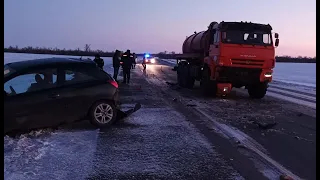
[221,30,272,46]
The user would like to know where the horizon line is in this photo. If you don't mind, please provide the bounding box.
[4,45,316,59]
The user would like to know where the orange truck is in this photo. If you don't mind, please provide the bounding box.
[174,21,279,98]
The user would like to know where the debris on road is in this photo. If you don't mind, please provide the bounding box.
[297,112,303,117]
[279,175,294,180]
[186,104,197,107]
[116,103,141,120]
[252,121,278,130]
[173,98,177,102]
[165,81,181,90]
[166,81,177,86]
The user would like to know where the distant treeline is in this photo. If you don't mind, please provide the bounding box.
[4,46,316,63]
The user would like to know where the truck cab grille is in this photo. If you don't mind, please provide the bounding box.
[231,59,264,67]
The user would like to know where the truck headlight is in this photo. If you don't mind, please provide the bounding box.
[264,72,272,78]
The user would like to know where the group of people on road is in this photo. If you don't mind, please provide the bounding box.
[93,49,137,84]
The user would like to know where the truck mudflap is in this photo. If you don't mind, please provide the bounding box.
[216,83,232,96]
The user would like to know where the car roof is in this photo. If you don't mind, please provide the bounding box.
[5,57,96,71]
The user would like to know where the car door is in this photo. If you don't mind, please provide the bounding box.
[54,66,108,122]
[4,67,66,133]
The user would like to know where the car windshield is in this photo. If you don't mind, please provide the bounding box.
[221,30,272,46]
[4,64,15,78]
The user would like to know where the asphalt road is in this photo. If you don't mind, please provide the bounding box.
[4,65,246,180]
[84,70,247,180]
[138,60,316,180]
[4,61,316,180]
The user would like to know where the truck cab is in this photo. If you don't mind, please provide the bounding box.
[208,22,279,97]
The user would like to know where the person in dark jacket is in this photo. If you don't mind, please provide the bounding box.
[93,54,104,69]
[112,50,121,81]
[121,49,133,84]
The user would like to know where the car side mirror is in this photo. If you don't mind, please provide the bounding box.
[275,39,279,47]
[275,33,279,39]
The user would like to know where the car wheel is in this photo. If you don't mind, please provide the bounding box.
[89,101,117,128]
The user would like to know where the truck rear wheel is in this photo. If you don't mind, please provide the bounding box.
[200,67,217,96]
[177,62,195,89]
[247,83,268,99]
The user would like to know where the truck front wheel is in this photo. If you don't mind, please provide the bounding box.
[247,83,268,99]
[177,63,195,89]
[200,67,217,96]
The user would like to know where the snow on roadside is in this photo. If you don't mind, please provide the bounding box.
[4,128,99,180]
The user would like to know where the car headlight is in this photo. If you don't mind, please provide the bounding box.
[151,58,155,63]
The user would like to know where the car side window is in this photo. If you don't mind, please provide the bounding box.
[63,69,98,85]
[4,68,58,96]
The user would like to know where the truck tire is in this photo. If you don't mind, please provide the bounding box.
[177,63,187,87]
[247,83,268,99]
[200,67,217,96]
[177,62,195,89]
[177,64,183,86]
[186,74,195,89]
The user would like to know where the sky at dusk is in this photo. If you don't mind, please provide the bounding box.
[4,0,316,57]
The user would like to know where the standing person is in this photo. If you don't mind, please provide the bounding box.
[112,50,121,81]
[121,49,133,84]
[93,54,104,69]
[132,53,137,69]
[142,56,147,70]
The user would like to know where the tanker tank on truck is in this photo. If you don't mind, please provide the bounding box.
[174,21,280,99]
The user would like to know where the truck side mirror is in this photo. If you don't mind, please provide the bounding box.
[275,39,279,47]
[275,33,279,39]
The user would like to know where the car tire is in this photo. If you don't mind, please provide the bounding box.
[89,100,117,128]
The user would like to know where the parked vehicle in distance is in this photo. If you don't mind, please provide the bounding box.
[143,54,156,64]
[4,58,119,135]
